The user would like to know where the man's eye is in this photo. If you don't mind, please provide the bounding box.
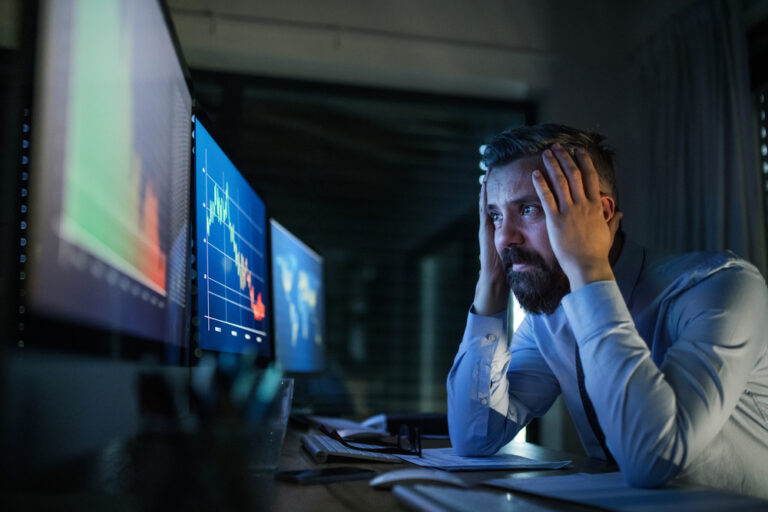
[521,205,539,216]
[489,212,502,223]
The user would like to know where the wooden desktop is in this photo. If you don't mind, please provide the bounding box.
[267,427,615,511]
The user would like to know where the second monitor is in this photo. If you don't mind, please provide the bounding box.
[270,219,325,373]
[194,119,271,358]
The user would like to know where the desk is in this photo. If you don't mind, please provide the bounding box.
[5,426,763,511]
[269,427,616,511]
[0,426,611,511]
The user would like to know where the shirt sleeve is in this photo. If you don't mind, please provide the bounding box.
[447,308,560,456]
[562,263,768,487]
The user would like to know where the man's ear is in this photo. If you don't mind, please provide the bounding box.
[601,195,623,237]
[600,195,616,222]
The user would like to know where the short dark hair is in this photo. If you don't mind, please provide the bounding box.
[481,123,619,206]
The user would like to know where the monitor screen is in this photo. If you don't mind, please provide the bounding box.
[26,0,191,352]
[270,219,325,373]
[194,120,271,357]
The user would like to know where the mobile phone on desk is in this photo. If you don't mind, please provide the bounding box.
[276,467,377,484]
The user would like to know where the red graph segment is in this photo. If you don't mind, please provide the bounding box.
[139,182,167,291]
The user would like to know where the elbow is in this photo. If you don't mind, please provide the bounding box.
[450,432,500,457]
[623,469,670,489]
[618,453,682,489]
[447,413,506,457]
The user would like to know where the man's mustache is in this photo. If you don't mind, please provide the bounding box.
[501,247,546,272]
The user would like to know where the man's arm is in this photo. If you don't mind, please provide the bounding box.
[563,262,767,486]
[447,311,561,455]
[531,143,768,485]
[473,174,510,316]
[448,173,559,455]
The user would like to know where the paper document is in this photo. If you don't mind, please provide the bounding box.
[483,472,768,511]
[396,447,570,471]
[306,415,388,440]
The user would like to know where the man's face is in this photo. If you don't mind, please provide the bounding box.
[485,156,570,315]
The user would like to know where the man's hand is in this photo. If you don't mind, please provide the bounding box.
[531,144,621,291]
[473,174,510,316]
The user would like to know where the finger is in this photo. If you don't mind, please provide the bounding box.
[575,148,601,201]
[478,176,487,215]
[531,169,559,216]
[551,144,586,204]
[541,148,571,209]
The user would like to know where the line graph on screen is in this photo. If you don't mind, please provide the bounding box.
[200,148,267,344]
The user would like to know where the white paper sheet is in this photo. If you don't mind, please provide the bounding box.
[396,447,570,471]
[483,472,768,511]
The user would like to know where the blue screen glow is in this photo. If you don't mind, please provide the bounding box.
[270,219,325,372]
[195,120,270,357]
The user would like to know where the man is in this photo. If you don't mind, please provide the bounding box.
[447,124,768,498]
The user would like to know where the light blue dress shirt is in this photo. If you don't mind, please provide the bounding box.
[447,238,768,498]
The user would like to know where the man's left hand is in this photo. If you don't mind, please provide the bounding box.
[531,143,621,291]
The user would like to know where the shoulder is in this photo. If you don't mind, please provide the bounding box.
[645,250,768,343]
[643,249,764,299]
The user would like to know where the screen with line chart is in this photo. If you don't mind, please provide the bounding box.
[194,120,271,357]
[26,0,191,350]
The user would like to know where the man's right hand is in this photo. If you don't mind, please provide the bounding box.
[473,174,510,316]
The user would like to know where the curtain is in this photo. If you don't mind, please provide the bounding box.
[631,0,766,275]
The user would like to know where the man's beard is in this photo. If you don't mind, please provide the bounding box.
[501,247,570,316]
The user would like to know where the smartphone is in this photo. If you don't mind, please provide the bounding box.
[275,467,377,484]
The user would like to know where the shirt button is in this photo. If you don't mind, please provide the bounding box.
[488,334,497,342]
[480,398,488,405]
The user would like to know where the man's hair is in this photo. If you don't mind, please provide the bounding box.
[481,123,619,206]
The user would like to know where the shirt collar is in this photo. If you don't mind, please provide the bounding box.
[612,236,646,307]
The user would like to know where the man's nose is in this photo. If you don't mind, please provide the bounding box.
[498,218,525,247]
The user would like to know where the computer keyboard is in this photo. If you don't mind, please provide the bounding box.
[301,433,404,464]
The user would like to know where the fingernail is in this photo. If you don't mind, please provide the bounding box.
[532,169,541,177]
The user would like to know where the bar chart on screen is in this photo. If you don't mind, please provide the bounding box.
[195,121,270,355]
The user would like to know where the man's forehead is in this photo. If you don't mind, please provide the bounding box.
[486,156,542,196]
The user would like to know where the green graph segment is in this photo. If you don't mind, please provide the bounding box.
[207,181,246,278]
[61,0,162,291]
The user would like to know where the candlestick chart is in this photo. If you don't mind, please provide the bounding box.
[195,121,270,355]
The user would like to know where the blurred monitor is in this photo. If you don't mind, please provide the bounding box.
[26,0,191,355]
[270,219,325,373]
[3,0,192,478]
[193,119,271,360]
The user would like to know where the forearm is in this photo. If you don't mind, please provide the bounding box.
[563,272,765,486]
[447,311,561,455]
[447,311,518,455]
[473,277,509,317]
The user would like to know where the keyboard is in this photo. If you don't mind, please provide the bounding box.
[301,433,404,464]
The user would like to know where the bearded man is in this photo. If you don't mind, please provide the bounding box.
[446,124,768,499]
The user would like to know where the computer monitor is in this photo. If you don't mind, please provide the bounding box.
[270,219,325,373]
[25,0,191,356]
[2,0,192,477]
[193,119,271,359]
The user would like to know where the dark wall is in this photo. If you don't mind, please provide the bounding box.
[191,70,534,414]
